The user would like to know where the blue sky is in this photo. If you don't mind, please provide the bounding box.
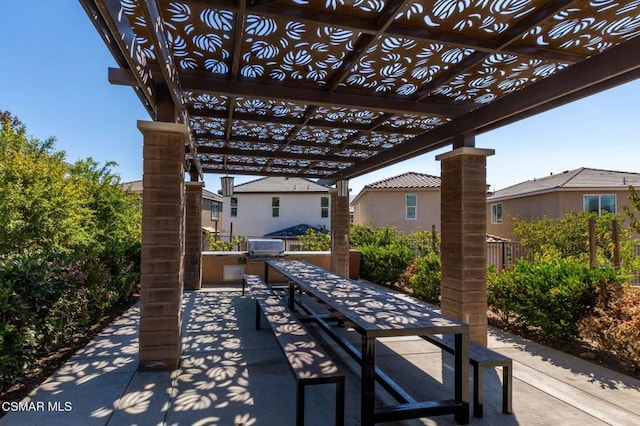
[2,1,639,196]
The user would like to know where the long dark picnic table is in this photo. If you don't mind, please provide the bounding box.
[265,259,470,425]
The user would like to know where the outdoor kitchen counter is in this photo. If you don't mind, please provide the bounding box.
[202,251,341,286]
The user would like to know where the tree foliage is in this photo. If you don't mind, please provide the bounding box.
[298,228,331,251]
[623,185,640,235]
[0,111,141,386]
[512,211,638,275]
[0,113,89,254]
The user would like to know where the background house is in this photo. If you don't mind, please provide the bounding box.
[351,172,441,234]
[201,187,224,248]
[122,180,223,249]
[486,167,640,239]
[220,176,331,238]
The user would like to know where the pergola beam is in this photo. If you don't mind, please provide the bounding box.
[198,146,355,163]
[110,67,470,117]
[179,73,471,117]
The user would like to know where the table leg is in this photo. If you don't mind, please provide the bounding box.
[454,332,470,424]
[288,280,295,311]
[361,336,375,426]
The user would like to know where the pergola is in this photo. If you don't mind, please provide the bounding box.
[80,0,640,370]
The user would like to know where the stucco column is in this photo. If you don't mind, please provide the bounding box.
[330,190,350,277]
[436,147,494,346]
[184,182,203,290]
[137,121,187,370]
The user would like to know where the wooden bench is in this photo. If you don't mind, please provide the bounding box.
[421,333,512,418]
[244,275,345,426]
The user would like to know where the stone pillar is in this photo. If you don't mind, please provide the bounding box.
[436,147,494,346]
[184,182,203,290]
[137,121,188,370]
[330,191,350,277]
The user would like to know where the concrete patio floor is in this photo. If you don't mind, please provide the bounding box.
[1,285,639,426]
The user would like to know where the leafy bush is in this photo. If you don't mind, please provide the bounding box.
[358,243,415,285]
[350,224,405,248]
[406,229,440,255]
[487,258,624,341]
[298,228,331,251]
[580,286,640,370]
[398,253,441,304]
[512,211,638,274]
[0,251,129,384]
[0,111,141,388]
[206,235,247,251]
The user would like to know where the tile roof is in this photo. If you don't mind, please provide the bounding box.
[232,176,330,193]
[202,188,222,201]
[489,168,640,201]
[365,172,442,189]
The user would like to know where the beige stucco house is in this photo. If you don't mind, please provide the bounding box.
[351,172,441,234]
[486,168,640,240]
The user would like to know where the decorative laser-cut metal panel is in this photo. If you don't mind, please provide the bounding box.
[519,2,640,55]
[234,97,308,118]
[238,15,361,85]
[340,36,476,96]
[294,126,359,145]
[383,114,451,131]
[83,0,640,180]
[312,106,383,125]
[394,0,539,39]
[232,120,296,141]
[429,53,569,105]
[190,117,226,135]
[185,92,228,111]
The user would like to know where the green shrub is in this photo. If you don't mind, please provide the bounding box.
[0,249,140,386]
[350,224,405,248]
[0,111,141,389]
[298,228,331,251]
[399,253,441,304]
[487,258,624,341]
[406,229,440,255]
[359,243,415,285]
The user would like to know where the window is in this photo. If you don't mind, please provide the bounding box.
[584,194,616,215]
[491,203,503,224]
[406,194,417,219]
[211,201,219,220]
[272,197,280,217]
[321,197,329,218]
[230,197,238,217]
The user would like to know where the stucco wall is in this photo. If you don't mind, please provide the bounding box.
[220,193,331,237]
[202,250,361,284]
[201,199,221,230]
[353,189,441,233]
[487,189,631,239]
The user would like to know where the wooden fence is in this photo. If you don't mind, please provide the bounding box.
[486,241,529,270]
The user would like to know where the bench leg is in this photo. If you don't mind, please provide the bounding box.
[255,300,261,330]
[296,382,305,426]
[503,362,513,414]
[473,365,483,418]
[336,378,345,426]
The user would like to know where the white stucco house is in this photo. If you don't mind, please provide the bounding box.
[220,176,332,238]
